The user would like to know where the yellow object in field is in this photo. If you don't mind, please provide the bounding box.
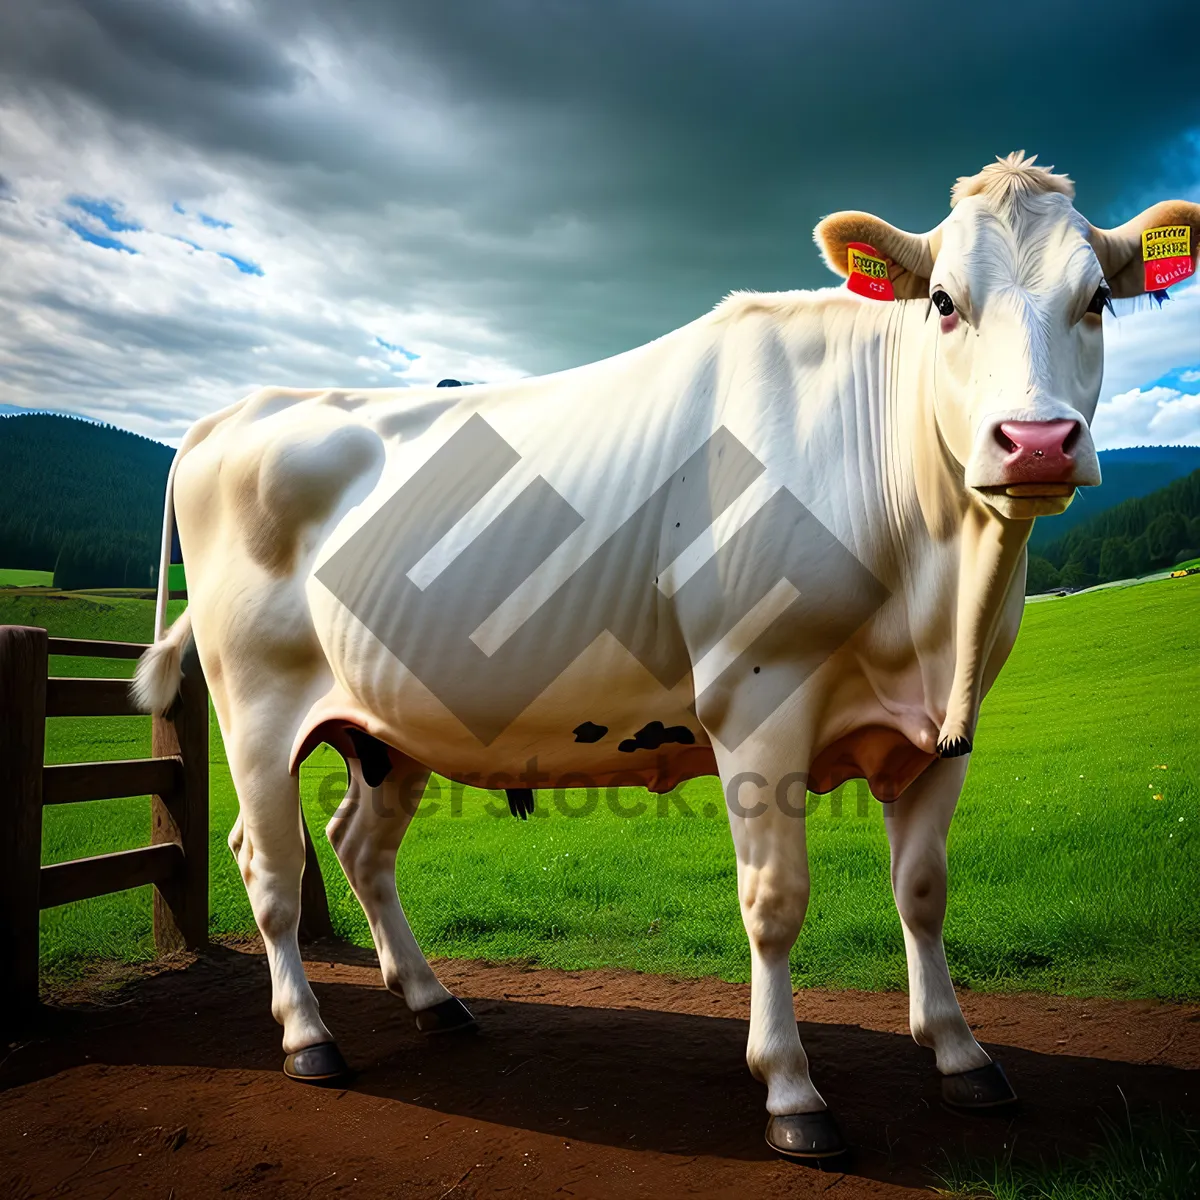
[1171,569,1188,578]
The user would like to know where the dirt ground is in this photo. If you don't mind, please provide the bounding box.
[2,943,1198,1199]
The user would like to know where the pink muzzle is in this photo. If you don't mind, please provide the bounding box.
[995,420,1080,483]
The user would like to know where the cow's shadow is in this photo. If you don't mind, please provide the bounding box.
[6,946,1197,1189]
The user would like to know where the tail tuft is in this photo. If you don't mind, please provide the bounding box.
[132,610,193,715]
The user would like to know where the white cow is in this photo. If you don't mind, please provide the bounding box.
[135,154,1198,1159]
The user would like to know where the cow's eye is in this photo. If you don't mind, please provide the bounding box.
[931,290,955,317]
[1086,282,1113,316]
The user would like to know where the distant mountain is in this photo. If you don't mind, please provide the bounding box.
[0,413,173,589]
[1028,445,1200,550]
[0,402,102,423]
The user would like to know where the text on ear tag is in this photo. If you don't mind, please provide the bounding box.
[846,242,895,301]
[1142,225,1193,291]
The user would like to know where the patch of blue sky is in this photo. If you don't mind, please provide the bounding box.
[1146,364,1200,394]
[65,219,138,254]
[218,252,263,276]
[376,336,419,360]
[67,196,141,233]
[170,234,205,251]
[173,202,233,229]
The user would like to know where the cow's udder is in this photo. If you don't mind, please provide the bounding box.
[808,726,937,803]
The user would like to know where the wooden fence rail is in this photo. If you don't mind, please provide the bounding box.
[0,624,333,1025]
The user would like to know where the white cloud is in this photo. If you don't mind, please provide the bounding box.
[0,99,530,444]
[1088,280,1200,447]
[1098,281,1200,404]
[1092,384,1200,451]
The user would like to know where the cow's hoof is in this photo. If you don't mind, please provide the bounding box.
[942,1061,1018,1110]
[282,1041,351,1085]
[765,1110,848,1160]
[937,734,973,759]
[415,996,478,1035]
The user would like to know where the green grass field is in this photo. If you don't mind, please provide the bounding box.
[2,575,1197,999]
[0,568,54,586]
[0,564,184,592]
[937,1114,1200,1200]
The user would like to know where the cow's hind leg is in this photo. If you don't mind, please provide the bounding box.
[224,715,348,1083]
[885,757,1016,1109]
[326,752,475,1032]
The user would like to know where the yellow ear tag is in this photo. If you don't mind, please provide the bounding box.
[1142,225,1193,291]
[846,242,895,301]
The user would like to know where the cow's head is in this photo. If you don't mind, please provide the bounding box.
[815,152,1200,520]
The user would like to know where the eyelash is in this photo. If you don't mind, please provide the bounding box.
[1086,282,1114,317]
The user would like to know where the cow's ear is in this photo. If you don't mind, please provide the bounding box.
[1088,200,1200,299]
[814,212,938,300]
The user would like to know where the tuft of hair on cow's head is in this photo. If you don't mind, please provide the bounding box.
[812,152,1200,522]
[949,150,1075,209]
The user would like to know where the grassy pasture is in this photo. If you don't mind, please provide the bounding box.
[0,568,54,586]
[1,574,1197,999]
[937,1113,1200,1200]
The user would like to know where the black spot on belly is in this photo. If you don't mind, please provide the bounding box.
[617,721,696,753]
[573,721,608,743]
[346,728,394,788]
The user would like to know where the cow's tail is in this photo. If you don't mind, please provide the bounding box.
[132,455,194,716]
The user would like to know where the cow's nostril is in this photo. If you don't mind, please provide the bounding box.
[994,426,1018,454]
[997,419,1079,459]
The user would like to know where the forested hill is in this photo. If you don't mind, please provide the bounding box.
[1027,444,1200,549]
[1028,467,1200,593]
[0,413,173,589]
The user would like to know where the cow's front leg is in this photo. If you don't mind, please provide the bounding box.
[885,756,1016,1109]
[938,504,1029,757]
[722,763,846,1159]
[326,754,475,1032]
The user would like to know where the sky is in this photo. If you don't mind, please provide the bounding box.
[0,0,1197,448]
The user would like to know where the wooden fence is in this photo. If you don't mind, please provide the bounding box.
[0,625,332,1025]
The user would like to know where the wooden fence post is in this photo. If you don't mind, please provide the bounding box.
[150,646,209,951]
[0,626,48,1021]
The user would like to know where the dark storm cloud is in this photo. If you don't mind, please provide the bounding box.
[1,0,1197,376]
[4,0,298,97]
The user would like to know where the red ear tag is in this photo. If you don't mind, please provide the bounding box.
[846,242,895,301]
[1142,225,1193,291]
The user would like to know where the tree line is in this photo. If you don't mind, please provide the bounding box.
[1028,467,1200,593]
[0,414,173,590]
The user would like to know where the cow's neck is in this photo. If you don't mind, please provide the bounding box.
[770,295,968,571]
[759,293,1032,750]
